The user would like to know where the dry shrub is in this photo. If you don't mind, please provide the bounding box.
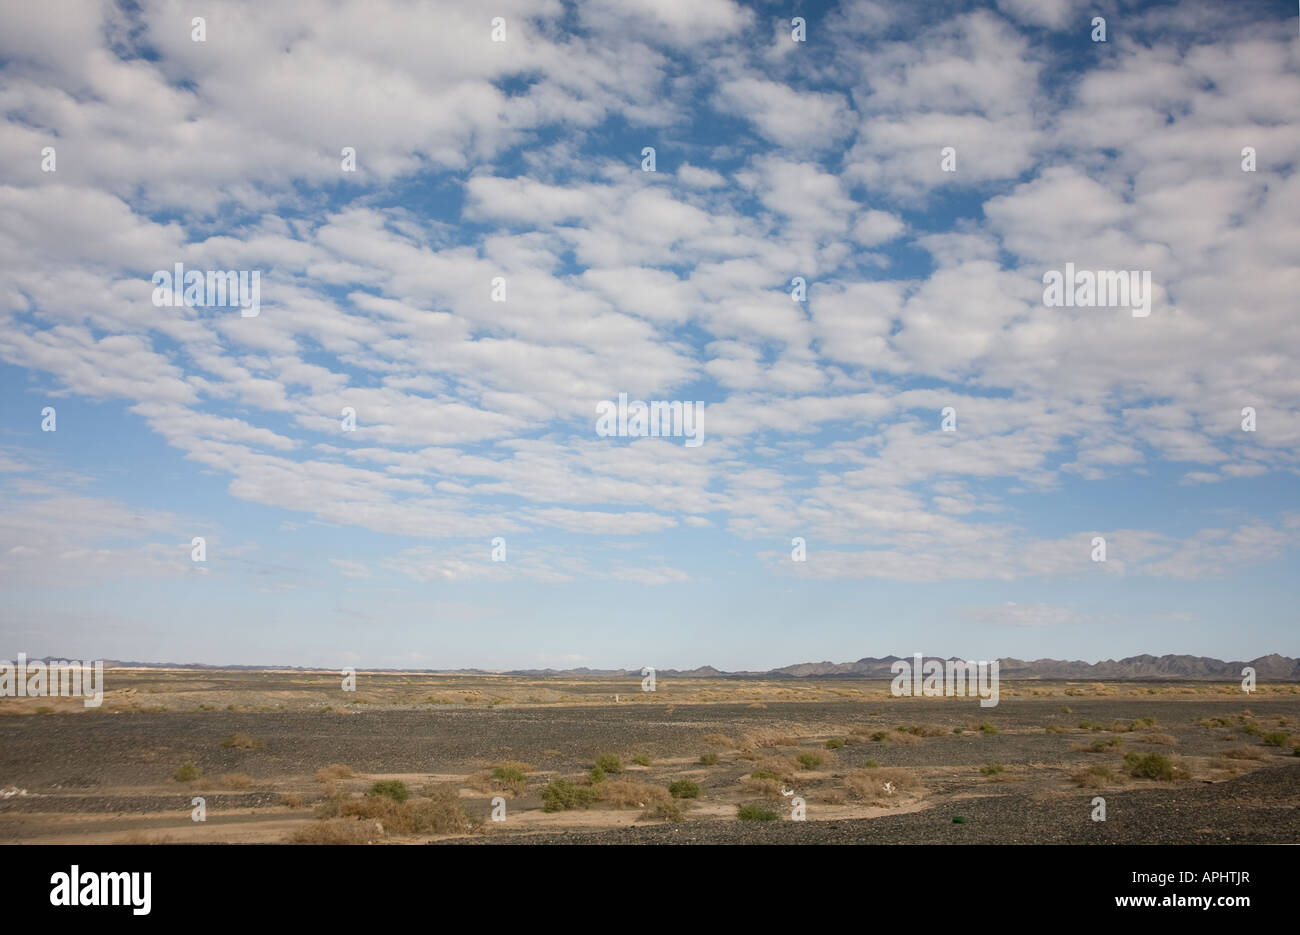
[1071,764,1122,789]
[596,780,670,809]
[1208,757,1249,776]
[314,784,475,835]
[883,730,919,745]
[214,772,253,789]
[752,755,799,782]
[639,799,687,822]
[1139,733,1176,746]
[281,793,305,808]
[1220,746,1265,760]
[899,724,947,737]
[843,767,920,805]
[288,818,379,844]
[220,732,263,750]
[315,764,355,782]
[744,728,801,748]
[740,777,783,800]
[702,733,744,750]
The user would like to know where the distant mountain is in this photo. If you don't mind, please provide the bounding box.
[15,653,1300,681]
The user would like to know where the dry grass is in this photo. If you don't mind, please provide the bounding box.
[1138,733,1177,745]
[212,772,253,790]
[315,763,354,782]
[743,728,801,748]
[287,818,380,844]
[897,724,947,738]
[740,777,783,800]
[702,733,745,749]
[220,732,264,750]
[843,767,921,805]
[596,780,670,809]
[1219,746,1266,760]
[113,831,174,844]
[1071,764,1123,789]
[281,792,305,808]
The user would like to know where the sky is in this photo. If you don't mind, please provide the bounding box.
[0,0,1297,671]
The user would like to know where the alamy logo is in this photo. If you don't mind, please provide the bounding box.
[152,263,261,317]
[0,654,103,707]
[50,866,150,915]
[890,653,999,708]
[1042,263,1151,317]
[595,393,704,447]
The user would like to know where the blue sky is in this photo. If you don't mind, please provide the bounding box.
[0,0,1297,670]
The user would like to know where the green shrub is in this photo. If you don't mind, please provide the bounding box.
[699,753,719,766]
[979,763,1005,776]
[870,731,889,742]
[1123,752,1177,781]
[1261,732,1290,747]
[369,780,410,802]
[541,778,599,812]
[594,754,624,774]
[978,722,998,735]
[589,766,606,783]
[750,769,781,781]
[669,779,700,799]
[825,738,846,750]
[173,761,200,782]
[493,766,527,784]
[632,754,652,766]
[737,803,779,821]
[862,759,880,769]
[797,753,824,769]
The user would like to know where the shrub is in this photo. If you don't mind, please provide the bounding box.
[288,819,378,844]
[541,778,599,812]
[220,732,263,750]
[977,722,998,735]
[368,780,410,802]
[1220,746,1265,760]
[797,753,824,770]
[492,766,528,795]
[632,754,652,767]
[899,724,947,737]
[315,764,354,781]
[594,753,624,774]
[699,753,719,766]
[979,763,1005,776]
[641,799,687,822]
[1045,724,1065,734]
[741,777,782,800]
[173,761,201,782]
[825,738,846,749]
[589,766,606,783]
[597,780,669,809]
[737,803,779,821]
[1072,764,1121,789]
[1139,733,1176,746]
[669,779,700,799]
[316,784,474,834]
[843,767,919,804]
[862,759,880,769]
[749,768,781,781]
[215,772,253,789]
[1124,752,1177,781]
[1261,732,1290,747]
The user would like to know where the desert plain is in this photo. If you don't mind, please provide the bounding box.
[1,669,1297,845]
